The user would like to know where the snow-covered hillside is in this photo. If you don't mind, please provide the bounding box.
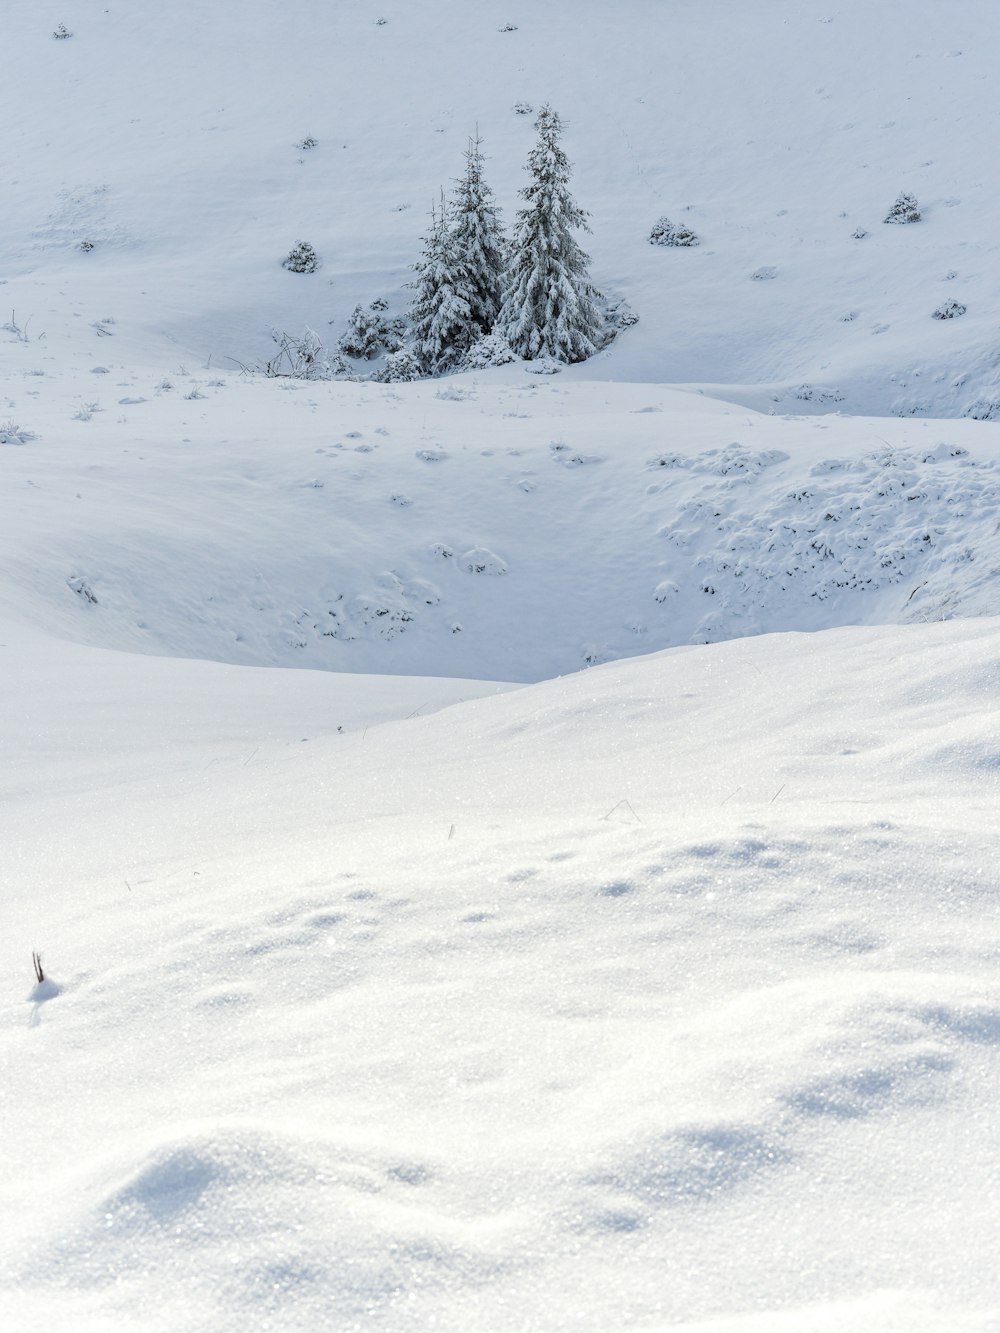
[5,4,1000,1331]
[4,0,1000,414]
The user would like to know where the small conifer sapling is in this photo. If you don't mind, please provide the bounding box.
[282,241,320,273]
[884,192,921,224]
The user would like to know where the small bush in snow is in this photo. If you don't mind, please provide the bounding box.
[851,227,869,239]
[884,192,921,224]
[963,398,1000,421]
[53,23,72,39]
[79,238,94,253]
[649,216,698,247]
[512,102,533,115]
[605,299,639,332]
[380,315,407,354]
[932,299,966,320]
[460,331,517,370]
[261,328,346,379]
[370,348,422,383]
[461,547,507,575]
[750,266,777,280]
[297,135,318,151]
[67,575,98,603]
[282,240,320,273]
[499,23,519,32]
[339,304,386,360]
[0,419,34,444]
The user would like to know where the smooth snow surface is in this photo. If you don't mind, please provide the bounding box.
[5,619,1000,1331]
[4,3,1000,1330]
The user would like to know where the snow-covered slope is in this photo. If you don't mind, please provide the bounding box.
[5,364,1000,679]
[5,5,1000,1330]
[5,617,1000,1331]
[5,0,1000,414]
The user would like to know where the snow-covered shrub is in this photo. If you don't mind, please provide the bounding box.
[370,348,422,383]
[297,135,318,151]
[604,299,639,332]
[67,575,97,603]
[379,315,407,354]
[649,216,698,247]
[261,328,346,379]
[336,302,405,362]
[963,398,1000,421]
[512,102,533,115]
[339,305,385,360]
[750,266,778,281]
[0,419,34,444]
[884,192,921,224]
[282,240,320,273]
[499,22,518,32]
[851,227,869,239]
[460,331,517,369]
[461,547,507,575]
[53,23,72,39]
[932,300,966,320]
[79,238,94,253]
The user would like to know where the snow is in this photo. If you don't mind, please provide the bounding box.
[6,619,1000,1330]
[4,1,1000,1329]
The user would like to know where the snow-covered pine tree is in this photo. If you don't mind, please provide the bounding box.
[409,193,476,375]
[497,104,604,363]
[449,133,506,339]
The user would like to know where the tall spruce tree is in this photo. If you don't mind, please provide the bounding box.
[449,132,506,339]
[498,104,604,362]
[409,193,476,375]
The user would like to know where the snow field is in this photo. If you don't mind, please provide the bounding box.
[4,1,1000,1327]
[4,618,1000,1329]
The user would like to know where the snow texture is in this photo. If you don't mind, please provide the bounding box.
[5,3,1000,1330]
